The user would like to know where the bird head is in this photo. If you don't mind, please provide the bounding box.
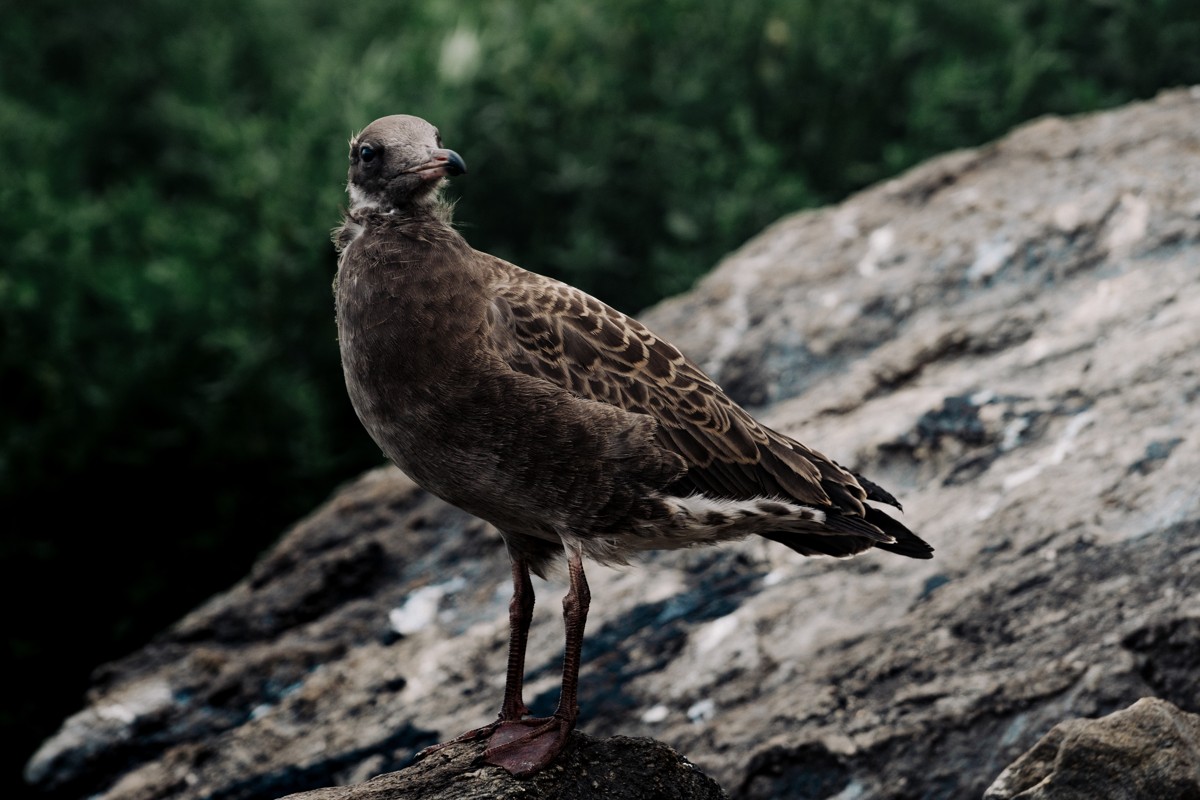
[346,115,467,213]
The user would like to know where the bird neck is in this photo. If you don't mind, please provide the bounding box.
[334,199,459,253]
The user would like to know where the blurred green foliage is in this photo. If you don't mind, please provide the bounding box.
[2,0,1198,789]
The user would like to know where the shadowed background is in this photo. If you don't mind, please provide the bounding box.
[2,0,1198,796]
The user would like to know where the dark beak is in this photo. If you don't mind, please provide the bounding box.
[409,148,467,181]
[436,148,467,176]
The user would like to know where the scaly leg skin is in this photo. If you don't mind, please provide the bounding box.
[414,557,535,759]
[484,551,591,778]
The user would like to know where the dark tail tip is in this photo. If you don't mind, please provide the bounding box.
[866,507,934,559]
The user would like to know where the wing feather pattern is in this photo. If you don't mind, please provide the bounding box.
[482,256,931,559]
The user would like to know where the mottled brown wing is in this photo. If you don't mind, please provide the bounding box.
[483,258,872,513]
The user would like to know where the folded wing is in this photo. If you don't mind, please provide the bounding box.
[483,257,931,559]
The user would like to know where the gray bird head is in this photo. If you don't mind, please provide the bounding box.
[346,115,467,213]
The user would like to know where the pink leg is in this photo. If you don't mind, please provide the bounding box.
[500,556,535,720]
[485,551,590,777]
[415,557,535,758]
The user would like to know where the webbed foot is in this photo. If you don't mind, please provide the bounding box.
[413,718,504,761]
[483,715,574,778]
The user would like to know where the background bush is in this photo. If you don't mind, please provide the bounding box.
[4,0,1198,792]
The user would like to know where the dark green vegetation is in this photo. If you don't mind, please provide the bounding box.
[3,0,1197,793]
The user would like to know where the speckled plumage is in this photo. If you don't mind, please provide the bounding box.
[333,114,931,776]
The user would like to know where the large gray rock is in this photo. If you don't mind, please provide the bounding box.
[25,86,1200,799]
[984,697,1200,800]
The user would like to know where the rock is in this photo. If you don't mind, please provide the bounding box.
[984,697,1200,800]
[25,87,1200,800]
[279,733,728,800]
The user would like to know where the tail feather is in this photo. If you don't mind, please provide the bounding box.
[646,484,932,562]
[761,503,933,561]
[851,471,904,511]
[862,506,933,559]
[758,530,878,559]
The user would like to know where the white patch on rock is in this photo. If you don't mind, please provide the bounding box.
[974,495,1001,521]
[640,704,670,724]
[1050,411,1095,464]
[87,681,174,728]
[1002,411,1095,491]
[831,207,860,241]
[1000,416,1030,451]
[762,568,787,587]
[1052,201,1084,232]
[857,226,894,276]
[686,698,715,723]
[389,578,466,635]
[1002,463,1044,491]
[829,780,867,800]
[24,679,175,785]
[970,389,996,406]
[693,612,741,656]
[1104,193,1150,254]
[968,237,1015,283]
[959,186,983,207]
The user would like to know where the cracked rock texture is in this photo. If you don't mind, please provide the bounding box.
[984,698,1200,800]
[279,733,728,800]
[26,87,1200,799]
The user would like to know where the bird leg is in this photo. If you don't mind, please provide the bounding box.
[414,556,535,758]
[500,555,536,720]
[484,551,590,777]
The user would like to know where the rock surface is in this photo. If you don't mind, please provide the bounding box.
[279,733,727,800]
[984,697,1200,800]
[26,87,1200,799]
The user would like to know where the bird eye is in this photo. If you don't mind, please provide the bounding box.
[360,144,376,163]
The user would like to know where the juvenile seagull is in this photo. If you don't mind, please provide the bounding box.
[333,115,932,778]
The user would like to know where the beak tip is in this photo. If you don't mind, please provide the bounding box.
[445,150,467,176]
